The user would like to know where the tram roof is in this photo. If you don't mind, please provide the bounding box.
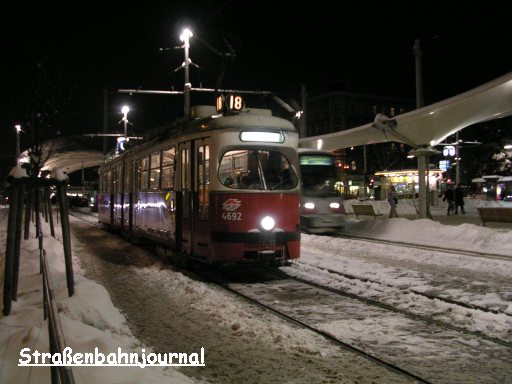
[300,71,512,151]
[25,106,295,174]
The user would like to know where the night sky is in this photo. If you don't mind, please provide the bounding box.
[1,1,511,180]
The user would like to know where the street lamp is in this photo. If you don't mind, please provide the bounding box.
[179,27,193,117]
[15,124,22,166]
[116,106,131,155]
[121,105,130,138]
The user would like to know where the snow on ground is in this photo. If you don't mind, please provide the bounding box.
[0,210,195,384]
[1,197,511,383]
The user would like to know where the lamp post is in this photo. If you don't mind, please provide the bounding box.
[180,28,193,117]
[15,124,21,166]
[116,106,131,155]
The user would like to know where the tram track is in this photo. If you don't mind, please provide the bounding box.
[194,265,512,384]
[68,208,102,227]
[273,266,512,347]
[194,266,432,384]
[67,214,512,383]
[295,260,512,319]
[337,233,512,261]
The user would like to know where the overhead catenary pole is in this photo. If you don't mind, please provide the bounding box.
[413,39,424,109]
[180,28,193,118]
[103,90,108,155]
[300,84,307,138]
[412,38,433,219]
[455,131,461,185]
[15,125,22,166]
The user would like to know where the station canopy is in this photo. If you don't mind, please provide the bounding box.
[300,72,512,151]
[20,135,104,175]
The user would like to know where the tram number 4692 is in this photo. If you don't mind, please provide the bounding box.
[222,212,242,221]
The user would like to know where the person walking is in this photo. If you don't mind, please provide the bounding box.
[454,184,465,214]
[443,184,455,215]
[387,185,398,218]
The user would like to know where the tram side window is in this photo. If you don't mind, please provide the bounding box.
[112,168,118,194]
[106,171,112,194]
[124,161,132,193]
[161,147,176,190]
[197,145,210,220]
[140,156,149,190]
[181,148,190,191]
[134,159,140,192]
[150,151,161,190]
[101,173,107,193]
[116,165,122,194]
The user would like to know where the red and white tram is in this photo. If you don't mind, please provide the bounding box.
[97,104,300,264]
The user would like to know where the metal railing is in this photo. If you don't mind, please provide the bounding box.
[3,178,76,383]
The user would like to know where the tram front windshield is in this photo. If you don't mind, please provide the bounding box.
[219,149,297,190]
[300,155,339,197]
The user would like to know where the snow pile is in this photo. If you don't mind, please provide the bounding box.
[135,265,335,357]
[0,223,194,384]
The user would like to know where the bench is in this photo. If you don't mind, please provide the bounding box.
[477,207,512,226]
[339,203,349,216]
[352,204,379,219]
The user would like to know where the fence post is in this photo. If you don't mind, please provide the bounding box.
[11,183,25,301]
[3,182,20,315]
[46,187,55,237]
[23,186,32,240]
[57,182,74,296]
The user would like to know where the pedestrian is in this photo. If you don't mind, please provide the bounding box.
[387,185,398,218]
[454,184,465,214]
[443,184,455,215]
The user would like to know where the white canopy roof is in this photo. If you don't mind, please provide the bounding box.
[20,136,104,175]
[300,72,512,151]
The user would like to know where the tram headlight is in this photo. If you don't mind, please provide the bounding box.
[329,202,340,209]
[304,202,315,210]
[260,216,275,231]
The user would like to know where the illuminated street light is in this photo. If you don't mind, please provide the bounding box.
[15,124,22,166]
[179,27,193,117]
[443,145,456,157]
[121,105,130,138]
[116,106,131,155]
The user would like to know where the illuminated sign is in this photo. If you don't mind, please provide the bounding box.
[216,94,244,113]
[439,160,450,171]
[240,131,284,143]
[299,156,334,165]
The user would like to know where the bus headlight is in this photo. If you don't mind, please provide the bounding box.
[304,202,315,210]
[329,202,340,209]
[260,216,275,231]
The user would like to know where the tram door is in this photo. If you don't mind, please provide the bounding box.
[178,142,192,254]
[193,139,210,259]
[178,139,210,257]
